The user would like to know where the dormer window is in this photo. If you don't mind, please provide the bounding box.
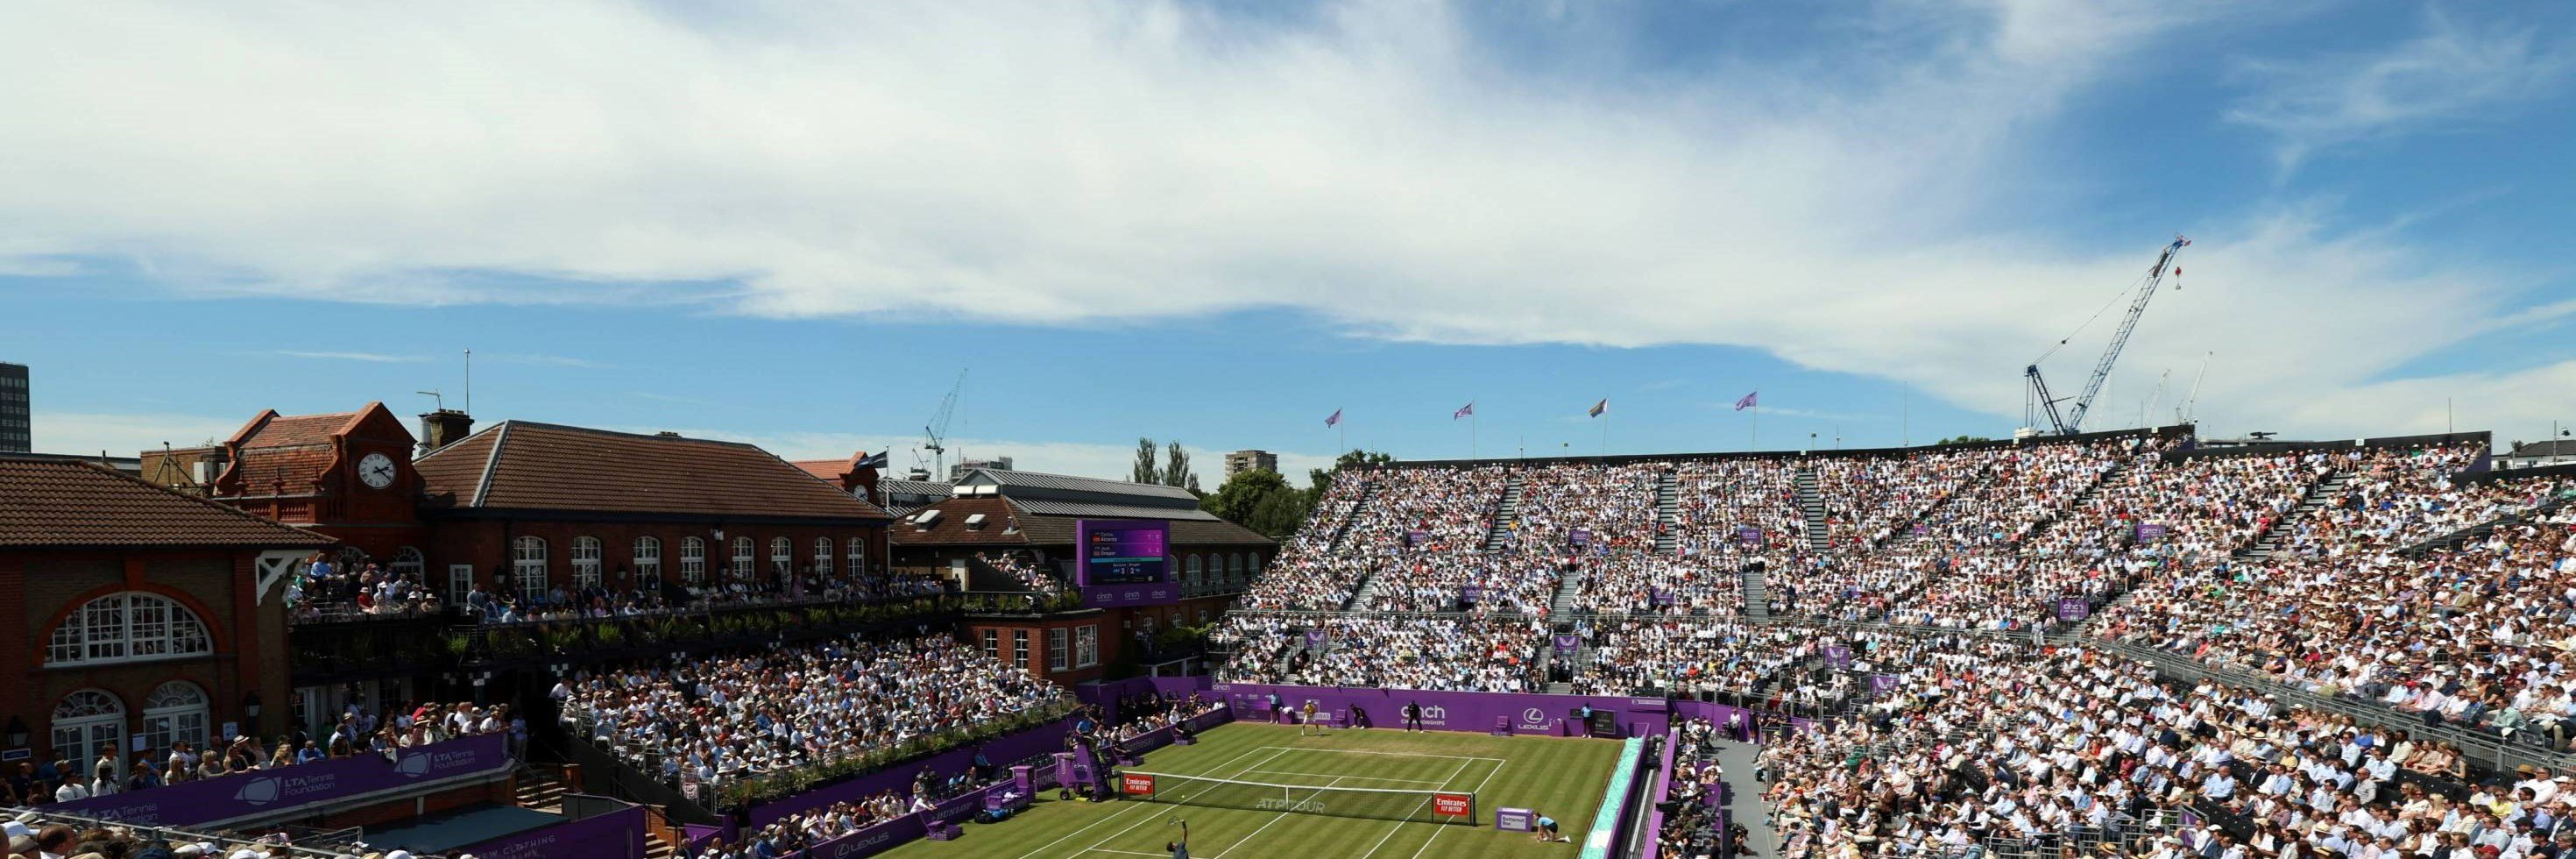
[964,513,987,530]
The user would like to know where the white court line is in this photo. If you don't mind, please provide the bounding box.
[1355,756,1476,859]
[1406,757,1509,859]
[1081,850,1169,857]
[1211,773,1349,859]
[1256,746,1505,763]
[1010,744,1274,859]
[1079,747,1297,858]
[1240,769,1452,785]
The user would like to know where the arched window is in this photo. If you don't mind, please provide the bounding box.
[731,537,754,579]
[141,681,209,756]
[570,536,604,590]
[769,536,794,576]
[846,537,867,577]
[633,536,663,587]
[51,690,124,770]
[812,537,835,577]
[513,536,548,600]
[1228,553,1245,581]
[679,536,707,585]
[391,546,425,579]
[1186,554,1203,587]
[46,592,214,666]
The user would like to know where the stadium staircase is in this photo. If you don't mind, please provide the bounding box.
[1740,565,1770,621]
[1325,479,1377,551]
[2236,470,2352,561]
[1795,467,1829,552]
[1654,469,1680,554]
[513,763,574,813]
[1483,472,1525,550]
[2023,458,2130,548]
[1341,571,1384,611]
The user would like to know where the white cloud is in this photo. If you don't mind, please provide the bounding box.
[2226,6,2573,171]
[0,1,2558,444]
[32,411,244,456]
[272,350,427,364]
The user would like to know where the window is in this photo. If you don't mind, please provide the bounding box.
[1198,608,1210,625]
[1228,553,1245,581]
[391,546,425,579]
[1075,625,1100,669]
[1049,628,1070,671]
[448,564,476,605]
[1013,630,1030,668]
[45,593,213,666]
[983,628,1000,660]
[812,537,834,577]
[51,690,124,770]
[633,537,663,587]
[571,536,604,591]
[770,536,794,577]
[141,681,209,756]
[1186,555,1203,588]
[680,537,707,585]
[513,536,548,600]
[732,537,754,579]
[846,537,867,577]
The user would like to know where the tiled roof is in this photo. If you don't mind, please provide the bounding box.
[0,455,336,548]
[1009,498,1224,522]
[954,468,1199,503]
[889,496,1029,545]
[879,479,953,497]
[789,458,851,481]
[237,410,360,449]
[414,422,891,521]
[891,497,1272,548]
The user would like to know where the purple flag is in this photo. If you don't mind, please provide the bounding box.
[1734,392,1758,411]
[1325,408,1341,428]
[1454,401,1474,420]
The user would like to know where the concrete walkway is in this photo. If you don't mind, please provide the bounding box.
[1711,739,1778,857]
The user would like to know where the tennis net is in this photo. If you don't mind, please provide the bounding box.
[1118,771,1476,825]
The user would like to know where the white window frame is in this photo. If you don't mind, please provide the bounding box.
[570,536,604,591]
[1049,628,1070,671]
[513,536,548,600]
[391,546,425,579]
[846,537,867,577]
[732,537,754,579]
[1186,554,1203,588]
[1076,625,1100,669]
[51,689,124,771]
[1013,630,1030,668]
[812,537,834,577]
[681,537,707,585]
[633,536,662,587]
[45,593,214,667]
[769,536,794,577]
[448,564,477,605]
[983,628,1000,660]
[141,681,209,757]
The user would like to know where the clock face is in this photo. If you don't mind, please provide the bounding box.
[357,452,398,489]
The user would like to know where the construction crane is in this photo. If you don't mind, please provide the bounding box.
[2176,351,2212,425]
[919,369,967,479]
[2025,235,2189,437]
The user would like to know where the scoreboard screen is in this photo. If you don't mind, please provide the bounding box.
[1077,520,1170,586]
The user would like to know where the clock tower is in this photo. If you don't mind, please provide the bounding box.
[209,401,428,558]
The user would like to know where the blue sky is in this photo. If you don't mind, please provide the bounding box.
[4,1,2574,484]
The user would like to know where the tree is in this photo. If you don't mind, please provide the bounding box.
[1160,441,1192,489]
[1131,437,1158,484]
[1200,468,1311,538]
[1935,435,1995,445]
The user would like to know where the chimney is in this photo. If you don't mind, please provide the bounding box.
[419,409,474,453]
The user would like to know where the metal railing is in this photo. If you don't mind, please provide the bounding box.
[564,699,1074,811]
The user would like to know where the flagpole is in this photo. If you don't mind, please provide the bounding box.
[1601,410,1610,457]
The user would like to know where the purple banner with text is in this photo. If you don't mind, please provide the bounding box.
[456,803,647,859]
[50,734,512,826]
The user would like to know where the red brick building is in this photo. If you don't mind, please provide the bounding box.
[203,408,897,607]
[1,454,333,769]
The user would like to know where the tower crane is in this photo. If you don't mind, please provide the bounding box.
[2025,235,2188,437]
[919,368,967,479]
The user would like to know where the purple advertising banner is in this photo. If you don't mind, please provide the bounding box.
[1736,526,1762,545]
[2134,523,2168,542]
[1869,674,1900,695]
[748,718,1077,829]
[1458,586,1483,606]
[456,802,647,859]
[2056,596,2091,621]
[1303,628,1327,649]
[1079,582,1179,608]
[50,734,512,826]
[1077,519,1171,586]
[1570,529,1593,546]
[1821,645,1852,670]
[1407,529,1428,547]
[1554,634,1582,657]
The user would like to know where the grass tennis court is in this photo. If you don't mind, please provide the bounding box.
[880,721,1628,859]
